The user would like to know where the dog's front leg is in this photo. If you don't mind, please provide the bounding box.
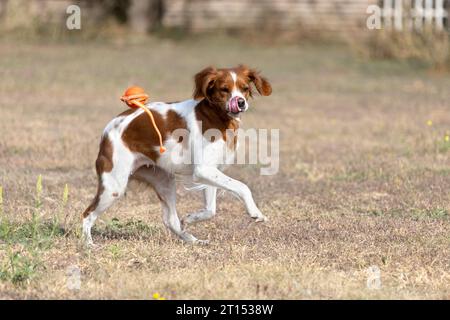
[193,166,267,222]
[182,186,217,226]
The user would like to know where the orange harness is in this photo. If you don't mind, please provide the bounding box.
[120,86,166,154]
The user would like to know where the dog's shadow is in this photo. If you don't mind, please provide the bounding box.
[91,218,161,241]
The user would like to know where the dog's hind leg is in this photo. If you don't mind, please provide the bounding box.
[132,166,207,244]
[82,135,133,246]
[182,186,217,226]
[82,178,121,246]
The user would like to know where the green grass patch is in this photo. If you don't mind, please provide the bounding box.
[0,218,65,248]
[363,208,448,221]
[0,217,65,285]
[0,249,40,285]
[436,140,450,154]
[0,177,69,286]
[434,168,450,176]
[411,208,449,220]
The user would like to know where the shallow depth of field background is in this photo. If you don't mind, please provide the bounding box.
[0,0,449,299]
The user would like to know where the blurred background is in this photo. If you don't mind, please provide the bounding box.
[1,0,449,68]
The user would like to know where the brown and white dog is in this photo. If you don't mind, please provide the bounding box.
[82,65,272,245]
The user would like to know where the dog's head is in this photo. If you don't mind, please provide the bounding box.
[193,65,272,118]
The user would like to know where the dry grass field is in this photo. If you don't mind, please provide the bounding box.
[0,37,449,299]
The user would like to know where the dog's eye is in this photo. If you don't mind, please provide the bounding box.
[221,87,229,93]
[242,86,249,92]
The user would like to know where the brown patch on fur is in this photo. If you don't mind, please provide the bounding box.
[82,180,104,218]
[122,109,187,161]
[166,110,187,133]
[195,99,239,149]
[235,64,272,96]
[193,66,219,100]
[96,136,114,174]
[82,135,113,218]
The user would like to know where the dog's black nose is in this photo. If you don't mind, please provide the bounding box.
[237,98,246,110]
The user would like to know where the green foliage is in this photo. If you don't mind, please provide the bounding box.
[436,139,450,154]
[0,219,65,248]
[0,176,69,286]
[0,250,40,285]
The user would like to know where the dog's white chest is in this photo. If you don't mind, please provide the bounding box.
[155,136,236,175]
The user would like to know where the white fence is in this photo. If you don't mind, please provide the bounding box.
[381,0,449,30]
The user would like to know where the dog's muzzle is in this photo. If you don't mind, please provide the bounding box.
[227,96,246,114]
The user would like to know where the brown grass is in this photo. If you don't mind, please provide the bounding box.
[0,37,449,299]
[350,30,450,71]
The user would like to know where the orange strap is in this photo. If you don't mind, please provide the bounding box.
[120,89,166,154]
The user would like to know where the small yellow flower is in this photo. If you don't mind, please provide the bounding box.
[152,293,166,300]
[445,135,449,142]
[426,120,433,126]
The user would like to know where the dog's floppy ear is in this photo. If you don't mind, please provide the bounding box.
[240,65,272,97]
[193,66,218,100]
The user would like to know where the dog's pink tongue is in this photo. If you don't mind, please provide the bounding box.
[229,96,240,114]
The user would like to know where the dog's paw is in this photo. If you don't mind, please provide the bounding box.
[82,240,101,251]
[194,239,210,246]
[252,215,268,223]
[181,214,197,228]
[249,208,268,223]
